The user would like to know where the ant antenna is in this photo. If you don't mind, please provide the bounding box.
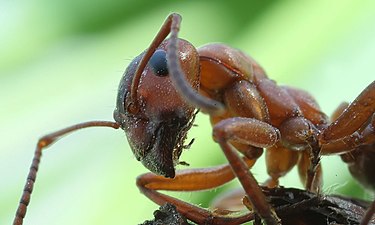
[128,14,178,114]
[166,14,225,115]
[129,13,224,115]
[13,121,119,225]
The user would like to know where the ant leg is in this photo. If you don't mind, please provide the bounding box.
[278,117,322,192]
[13,121,119,225]
[265,144,299,188]
[321,81,375,143]
[137,159,257,225]
[326,102,375,224]
[331,102,350,121]
[321,112,375,154]
[360,199,375,225]
[341,144,375,225]
[322,102,359,154]
[297,151,323,192]
[211,188,247,212]
[213,117,281,225]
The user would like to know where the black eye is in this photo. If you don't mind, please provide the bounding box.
[149,49,169,76]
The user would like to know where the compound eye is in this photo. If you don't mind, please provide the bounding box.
[149,49,169,76]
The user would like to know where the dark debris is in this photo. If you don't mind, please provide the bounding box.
[140,187,374,225]
[140,203,193,225]
[262,187,373,225]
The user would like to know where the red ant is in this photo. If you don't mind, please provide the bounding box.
[13,13,375,225]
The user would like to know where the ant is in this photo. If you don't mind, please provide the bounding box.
[13,13,375,225]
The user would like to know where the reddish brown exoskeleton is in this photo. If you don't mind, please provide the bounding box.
[14,13,375,225]
[331,102,375,225]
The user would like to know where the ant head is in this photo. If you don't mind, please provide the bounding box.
[113,37,199,178]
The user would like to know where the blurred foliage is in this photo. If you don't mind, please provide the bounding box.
[1,0,374,224]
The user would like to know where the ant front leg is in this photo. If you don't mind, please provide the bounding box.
[213,117,281,225]
[137,159,257,225]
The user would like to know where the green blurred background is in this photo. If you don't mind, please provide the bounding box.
[1,0,374,224]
